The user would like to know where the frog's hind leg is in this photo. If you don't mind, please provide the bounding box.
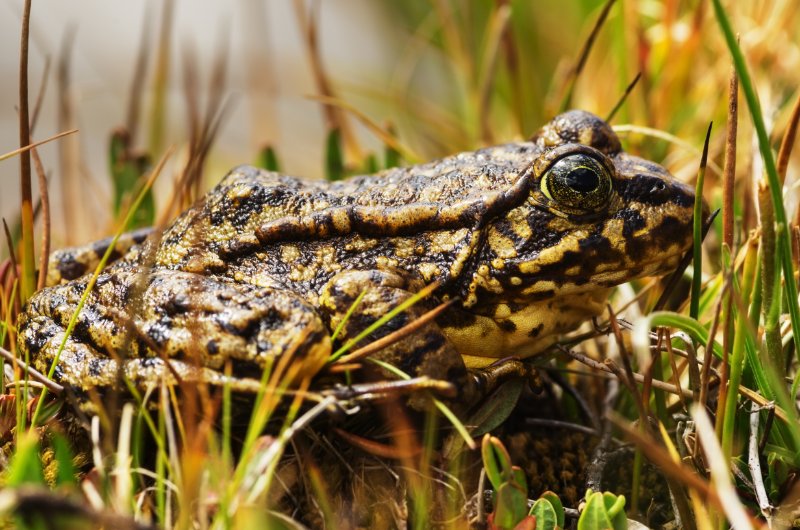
[319,269,479,407]
[46,227,154,286]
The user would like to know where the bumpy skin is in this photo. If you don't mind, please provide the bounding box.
[18,111,698,400]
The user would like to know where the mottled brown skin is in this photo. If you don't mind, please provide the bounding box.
[18,110,698,404]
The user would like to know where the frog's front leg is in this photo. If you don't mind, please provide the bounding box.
[46,227,154,286]
[319,270,481,407]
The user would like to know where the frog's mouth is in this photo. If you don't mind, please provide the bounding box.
[588,249,687,288]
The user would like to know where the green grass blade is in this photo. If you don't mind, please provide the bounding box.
[712,0,800,365]
[690,123,712,320]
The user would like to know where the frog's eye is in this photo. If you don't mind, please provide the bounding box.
[540,153,612,212]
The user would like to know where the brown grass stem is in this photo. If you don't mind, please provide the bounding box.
[776,91,800,185]
[722,67,738,251]
[17,0,35,302]
[605,71,641,123]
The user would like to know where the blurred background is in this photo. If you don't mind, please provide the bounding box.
[1,1,798,250]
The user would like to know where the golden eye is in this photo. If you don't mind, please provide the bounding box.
[540,153,612,212]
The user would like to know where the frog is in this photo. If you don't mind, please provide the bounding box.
[17,110,699,408]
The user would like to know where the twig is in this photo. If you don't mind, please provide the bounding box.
[607,305,647,422]
[559,345,693,399]
[0,346,63,394]
[747,402,773,518]
[584,377,619,492]
[757,404,775,454]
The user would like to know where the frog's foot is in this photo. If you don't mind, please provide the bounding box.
[18,268,332,396]
[471,357,541,397]
[320,269,478,408]
[46,227,154,286]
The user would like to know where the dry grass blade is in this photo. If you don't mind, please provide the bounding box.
[308,94,420,163]
[0,129,78,163]
[607,411,766,530]
[558,0,616,113]
[699,277,726,408]
[605,72,641,123]
[30,146,50,290]
[2,221,19,292]
[606,305,646,419]
[29,55,50,132]
[148,0,174,156]
[334,428,421,459]
[691,404,760,529]
[293,0,360,161]
[477,4,511,144]
[57,29,82,245]
[335,299,456,365]
[776,91,800,184]
[125,6,152,144]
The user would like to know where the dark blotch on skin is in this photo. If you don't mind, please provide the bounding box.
[497,319,517,332]
[528,323,544,338]
[56,256,88,281]
[615,209,646,239]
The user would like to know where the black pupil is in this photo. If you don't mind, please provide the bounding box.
[565,167,599,192]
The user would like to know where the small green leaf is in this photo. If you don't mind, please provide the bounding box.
[538,491,564,528]
[578,491,627,530]
[529,498,558,530]
[511,466,527,492]
[109,129,154,228]
[50,432,77,489]
[464,379,524,439]
[363,153,378,173]
[494,482,529,529]
[6,431,45,487]
[256,145,281,171]
[325,128,345,181]
[384,142,400,169]
[482,434,504,491]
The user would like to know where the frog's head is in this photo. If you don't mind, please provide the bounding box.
[513,109,701,293]
[449,110,703,365]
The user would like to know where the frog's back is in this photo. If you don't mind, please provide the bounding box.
[154,142,542,275]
